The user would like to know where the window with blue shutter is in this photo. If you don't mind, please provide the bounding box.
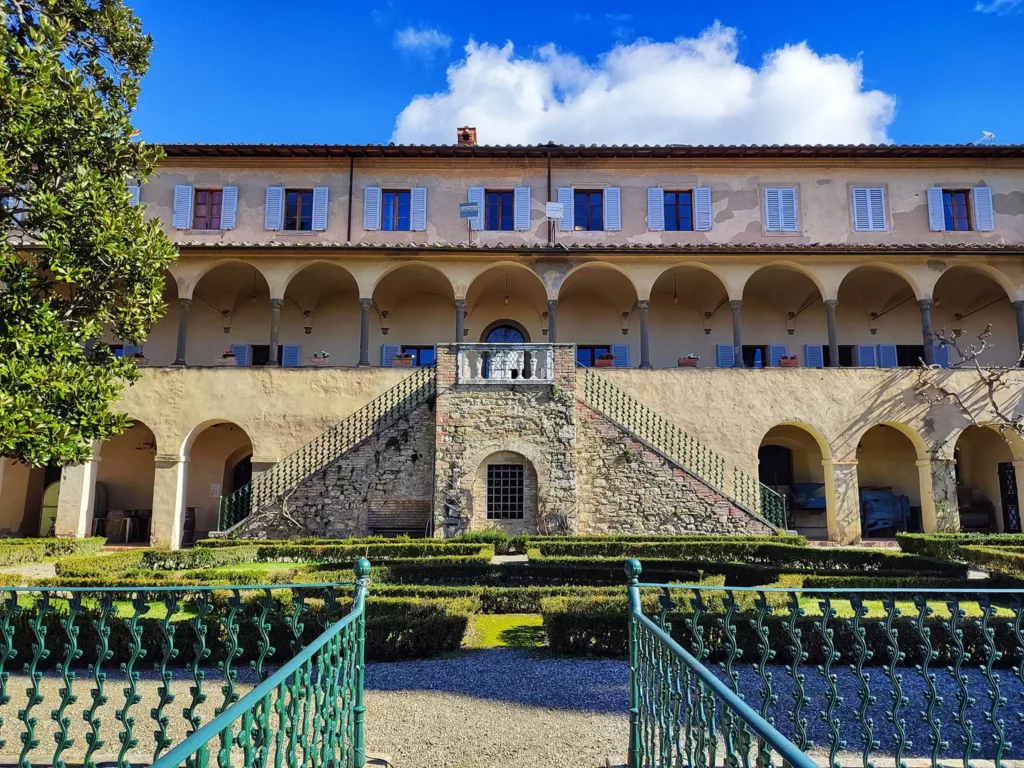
[410,187,427,231]
[647,188,664,231]
[973,186,995,231]
[230,344,250,367]
[380,344,401,367]
[877,344,898,368]
[513,186,531,231]
[803,345,824,368]
[856,345,877,367]
[557,187,574,232]
[926,187,946,231]
[264,186,283,230]
[934,343,951,368]
[604,187,621,231]
[115,344,142,358]
[764,187,798,232]
[128,184,141,206]
[664,191,693,231]
[768,345,788,367]
[364,187,382,230]
[311,187,329,231]
[281,345,302,367]
[221,186,238,229]
[716,344,735,368]
[173,185,193,229]
[611,344,630,368]
[485,190,514,231]
[468,187,485,231]
[694,186,712,231]
[852,187,887,231]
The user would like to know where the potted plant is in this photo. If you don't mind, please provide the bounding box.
[678,354,699,368]
[392,352,414,367]
[214,349,237,366]
[595,352,615,368]
[309,351,331,366]
[132,351,149,367]
[779,354,799,368]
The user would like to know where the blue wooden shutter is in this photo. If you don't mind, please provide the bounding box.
[694,186,713,231]
[221,186,238,229]
[878,344,898,368]
[974,187,995,231]
[116,344,141,358]
[647,188,664,231]
[769,345,787,367]
[311,187,329,231]
[468,187,485,230]
[363,187,381,230]
[716,344,735,368]
[281,344,302,367]
[803,344,824,368]
[230,344,250,367]
[852,187,871,231]
[868,187,886,231]
[410,187,427,231]
[557,187,573,232]
[127,184,141,207]
[612,344,630,368]
[856,345,877,367]
[927,187,945,231]
[514,186,531,230]
[173,185,193,229]
[381,344,400,367]
[264,186,283,230]
[780,188,798,231]
[604,187,621,231]
[934,342,951,368]
[764,188,782,231]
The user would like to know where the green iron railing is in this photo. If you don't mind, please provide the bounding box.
[580,369,787,527]
[219,365,436,530]
[625,558,1024,768]
[0,567,369,768]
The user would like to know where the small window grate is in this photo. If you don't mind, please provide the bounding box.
[486,464,524,520]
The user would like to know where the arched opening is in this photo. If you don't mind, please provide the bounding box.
[758,425,828,539]
[741,265,824,368]
[372,264,456,366]
[856,424,924,537]
[470,451,538,534]
[954,426,1019,532]
[933,267,1018,367]
[95,420,157,544]
[185,421,253,543]
[189,262,272,366]
[465,264,547,346]
[481,321,529,343]
[836,266,919,367]
[282,263,361,366]
[558,264,639,367]
[650,265,730,368]
[0,460,54,537]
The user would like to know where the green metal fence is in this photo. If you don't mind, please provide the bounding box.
[0,564,369,768]
[625,559,1024,768]
[218,365,436,530]
[581,370,787,527]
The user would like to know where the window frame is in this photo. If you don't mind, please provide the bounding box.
[759,183,801,235]
[484,190,515,231]
[942,189,973,232]
[486,463,525,520]
[663,190,694,232]
[284,188,315,232]
[192,188,224,231]
[573,189,604,232]
[381,189,412,232]
[400,345,436,367]
[575,345,612,368]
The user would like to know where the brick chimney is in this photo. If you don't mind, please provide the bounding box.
[457,126,477,147]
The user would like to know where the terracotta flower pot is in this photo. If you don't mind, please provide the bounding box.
[308,357,331,366]
[392,357,414,367]
[214,356,237,366]
[677,358,699,367]
[595,358,615,368]
[779,358,799,368]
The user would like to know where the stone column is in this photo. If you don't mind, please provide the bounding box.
[547,299,558,343]
[150,455,189,549]
[637,299,652,369]
[174,298,192,365]
[824,298,839,368]
[918,455,960,533]
[454,298,466,343]
[358,298,371,366]
[54,444,101,538]
[1012,300,1024,364]
[730,300,743,368]
[268,298,283,365]
[821,458,861,544]
[920,299,935,365]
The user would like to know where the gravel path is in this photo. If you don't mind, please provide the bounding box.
[0,561,55,581]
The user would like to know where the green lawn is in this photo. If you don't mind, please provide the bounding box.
[464,613,545,649]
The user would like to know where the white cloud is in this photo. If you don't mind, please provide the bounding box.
[975,0,1022,13]
[394,27,451,54]
[391,23,896,146]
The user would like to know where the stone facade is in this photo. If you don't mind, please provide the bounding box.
[235,402,435,539]
[576,404,774,535]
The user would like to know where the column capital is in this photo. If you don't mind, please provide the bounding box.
[178,297,193,308]
[637,299,650,310]
[154,454,189,466]
[730,299,743,309]
[454,297,467,308]
[547,298,559,308]
[823,457,858,467]
[824,298,838,308]
[360,297,373,308]
[269,297,284,308]
[919,298,934,309]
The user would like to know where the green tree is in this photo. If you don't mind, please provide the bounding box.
[0,0,176,466]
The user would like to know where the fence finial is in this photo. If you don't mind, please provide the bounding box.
[625,558,642,584]
[354,558,371,583]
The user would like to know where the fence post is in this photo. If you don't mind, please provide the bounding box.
[353,558,371,768]
[625,558,643,768]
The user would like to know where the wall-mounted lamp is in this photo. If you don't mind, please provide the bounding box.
[542,311,548,320]
[953,313,964,337]
[463,328,469,338]
[869,312,879,336]
[786,311,796,336]
[620,310,631,336]
[673,273,679,305]
[503,273,510,306]
[703,311,713,335]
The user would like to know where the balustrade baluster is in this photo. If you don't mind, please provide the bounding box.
[115,591,148,768]
[19,591,51,768]
[979,595,1007,768]
[53,592,82,768]
[83,593,114,768]
[815,595,844,768]
[152,591,180,761]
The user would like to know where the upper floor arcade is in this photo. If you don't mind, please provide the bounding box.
[142,142,1024,250]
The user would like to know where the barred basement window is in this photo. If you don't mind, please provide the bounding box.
[486,464,524,520]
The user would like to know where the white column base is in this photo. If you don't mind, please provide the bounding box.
[150,455,189,550]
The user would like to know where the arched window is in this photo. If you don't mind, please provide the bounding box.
[485,324,526,343]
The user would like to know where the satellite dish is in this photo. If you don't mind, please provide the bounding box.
[980,131,996,144]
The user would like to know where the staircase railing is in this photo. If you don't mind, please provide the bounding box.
[219,365,436,530]
[152,560,371,768]
[580,368,786,527]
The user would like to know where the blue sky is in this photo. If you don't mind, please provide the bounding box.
[130,0,1024,146]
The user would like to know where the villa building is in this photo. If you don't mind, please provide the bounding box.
[3,131,1024,546]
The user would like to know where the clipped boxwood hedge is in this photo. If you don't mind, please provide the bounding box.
[0,537,106,567]
[897,533,1024,562]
